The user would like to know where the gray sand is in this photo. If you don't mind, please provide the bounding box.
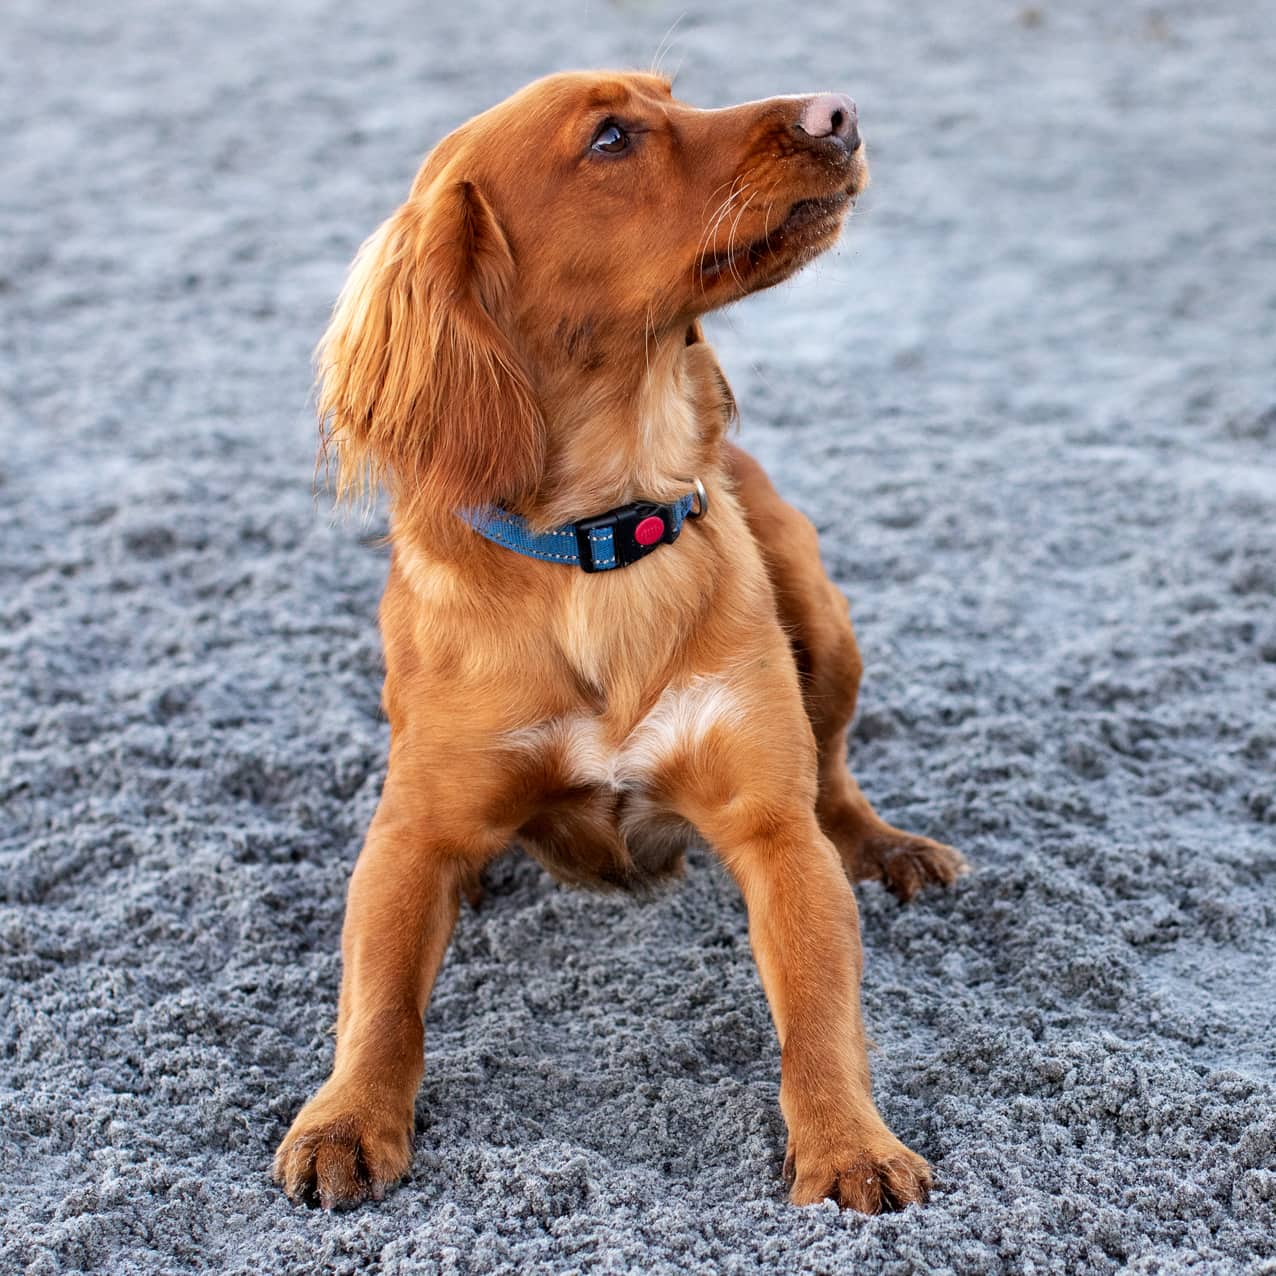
[2,1,1274,1272]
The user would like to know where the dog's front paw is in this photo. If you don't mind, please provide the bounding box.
[785,1129,931,1213]
[273,1083,413,1210]
[859,830,967,903]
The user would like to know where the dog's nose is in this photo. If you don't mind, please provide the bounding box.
[797,93,859,149]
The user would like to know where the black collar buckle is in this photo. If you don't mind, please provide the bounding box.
[575,500,680,573]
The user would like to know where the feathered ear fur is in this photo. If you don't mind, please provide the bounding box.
[316,180,543,518]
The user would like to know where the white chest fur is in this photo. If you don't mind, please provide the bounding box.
[505,676,743,793]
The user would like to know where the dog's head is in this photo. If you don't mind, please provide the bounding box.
[318,71,867,517]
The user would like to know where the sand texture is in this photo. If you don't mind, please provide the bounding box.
[2,1,1274,1271]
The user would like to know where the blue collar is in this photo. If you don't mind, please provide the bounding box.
[458,482,706,573]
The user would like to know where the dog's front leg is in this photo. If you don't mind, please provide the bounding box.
[669,677,931,1212]
[729,818,930,1211]
[274,785,482,1209]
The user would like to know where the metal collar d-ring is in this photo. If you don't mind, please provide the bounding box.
[687,476,709,520]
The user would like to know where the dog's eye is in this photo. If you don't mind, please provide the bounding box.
[592,121,631,155]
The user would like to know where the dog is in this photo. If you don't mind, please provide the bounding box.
[274,70,966,1214]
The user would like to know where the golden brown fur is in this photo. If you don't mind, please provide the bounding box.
[275,70,966,1215]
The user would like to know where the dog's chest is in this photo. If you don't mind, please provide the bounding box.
[509,677,740,793]
[505,678,741,882]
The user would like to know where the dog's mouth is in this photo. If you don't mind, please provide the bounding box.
[696,183,857,294]
[779,189,854,236]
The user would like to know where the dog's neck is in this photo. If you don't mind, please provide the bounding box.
[525,327,728,530]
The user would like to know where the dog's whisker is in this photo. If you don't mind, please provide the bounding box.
[723,183,757,293]
[697,178,743,266]
[698,174,741,221]
[696,176,749,296]
[649,13,686,78]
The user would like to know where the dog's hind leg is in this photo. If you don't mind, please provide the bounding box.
[725,442,967,902]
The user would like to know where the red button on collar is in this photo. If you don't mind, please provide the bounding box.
[633,515,665,547]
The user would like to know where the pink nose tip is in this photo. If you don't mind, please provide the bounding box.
[798,93,859,147]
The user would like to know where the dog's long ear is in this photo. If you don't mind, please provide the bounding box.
[316,180,543,516]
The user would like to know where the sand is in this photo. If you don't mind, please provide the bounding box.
[2,1,1274,1271]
